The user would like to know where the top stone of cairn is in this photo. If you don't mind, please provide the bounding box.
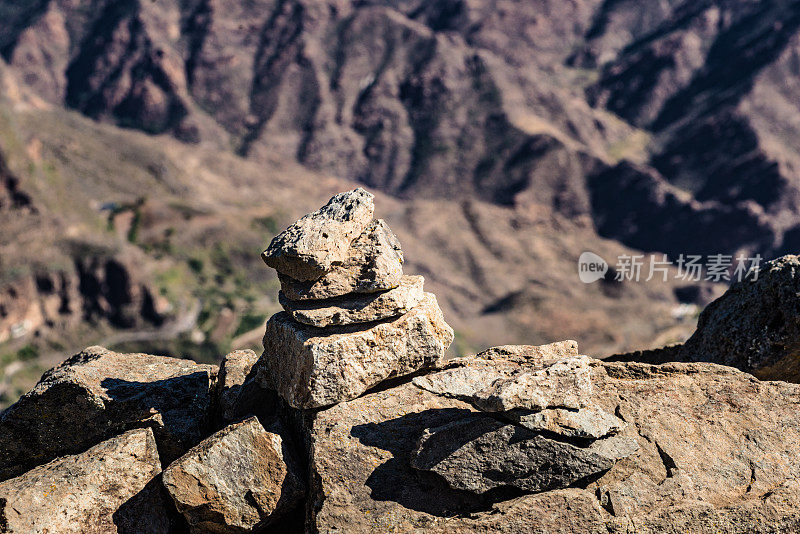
[262,188,374,281]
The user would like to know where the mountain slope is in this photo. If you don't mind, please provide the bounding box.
[4,0,800,258]
[5,0,799,403]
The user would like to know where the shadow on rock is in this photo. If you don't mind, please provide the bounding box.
[100,373,214,463]
[350,408,522,516]
[112,476,183,534]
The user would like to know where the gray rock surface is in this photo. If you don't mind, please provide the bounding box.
[505,406,625,439]
[278,219,403,300]
[0,346,218,481]
[0,428,171,533]
[477,340,580,363]
[410,415,637,494]
[259,293,453,408]
[680,254,800,381]
[411,340,580,401]
[217,349,259,423]
[473,355,593,412]
[413,348,593,413]
[262,188,374,281]
[163,416,304,533]
[279,275,424,327]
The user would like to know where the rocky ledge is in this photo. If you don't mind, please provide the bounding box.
[3,190,800,533]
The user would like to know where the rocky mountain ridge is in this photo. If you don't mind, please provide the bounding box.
[3,0,800,257]
[3,0,799,409]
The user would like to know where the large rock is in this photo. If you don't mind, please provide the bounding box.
[302,348,800,532]
[412,343,593,413]
[410,414,637,494]
[411,340,580,401]
[680,254,800,381]
[162,416,304,533]
[262,188,374,281]
[504,405,625,439]
[472,355,594,412]
[0,428,172,533]
[279,275,424,327]
[0,346,217,481]
[278,219,403,300]
[259,293,453,408]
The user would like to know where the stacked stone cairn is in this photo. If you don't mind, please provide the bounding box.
[258,188,454,409]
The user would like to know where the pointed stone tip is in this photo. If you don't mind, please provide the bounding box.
[258,188,376,280]
[349,186,373,197]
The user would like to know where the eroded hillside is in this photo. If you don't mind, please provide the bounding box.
[6,0,798,405]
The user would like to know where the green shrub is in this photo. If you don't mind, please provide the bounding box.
[17,344,39,361]
[188,257,204,274]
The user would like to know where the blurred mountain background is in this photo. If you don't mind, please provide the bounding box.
[2,0,799,407]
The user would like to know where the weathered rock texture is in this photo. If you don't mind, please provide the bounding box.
[302,350,800,532]
[412,340,591,412]
[0,428,172,533]
[262,188,374,281]
[260,293,453,408]
[278,219,403,301]
[408,345,636,497]
[479,341,580,363]
[217,349,260,423]
[0,346,217,481]
[505,406,625,439]
[279,275,424,327]
[680,254,800,381]
[163,416,304,533]
[472,355,593,412]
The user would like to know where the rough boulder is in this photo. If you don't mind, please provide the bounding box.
[0,428,173,533]
[680,254,800,381]
[0,346,217,481]
[163,416,304,533]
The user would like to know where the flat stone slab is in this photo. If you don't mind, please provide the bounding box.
[410,414,638,494]
[413,349,593,413]
[262,188,374,281]
[0,346,218,481]
[0,428,171,533]
[259,293,453,408]
[472,355,593,412]
[279,219,403,300]
[477,341,579,364]
[506,406,625,439]
[163,416,304,533]
[409,341,579,402]
[279,275,424,327]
